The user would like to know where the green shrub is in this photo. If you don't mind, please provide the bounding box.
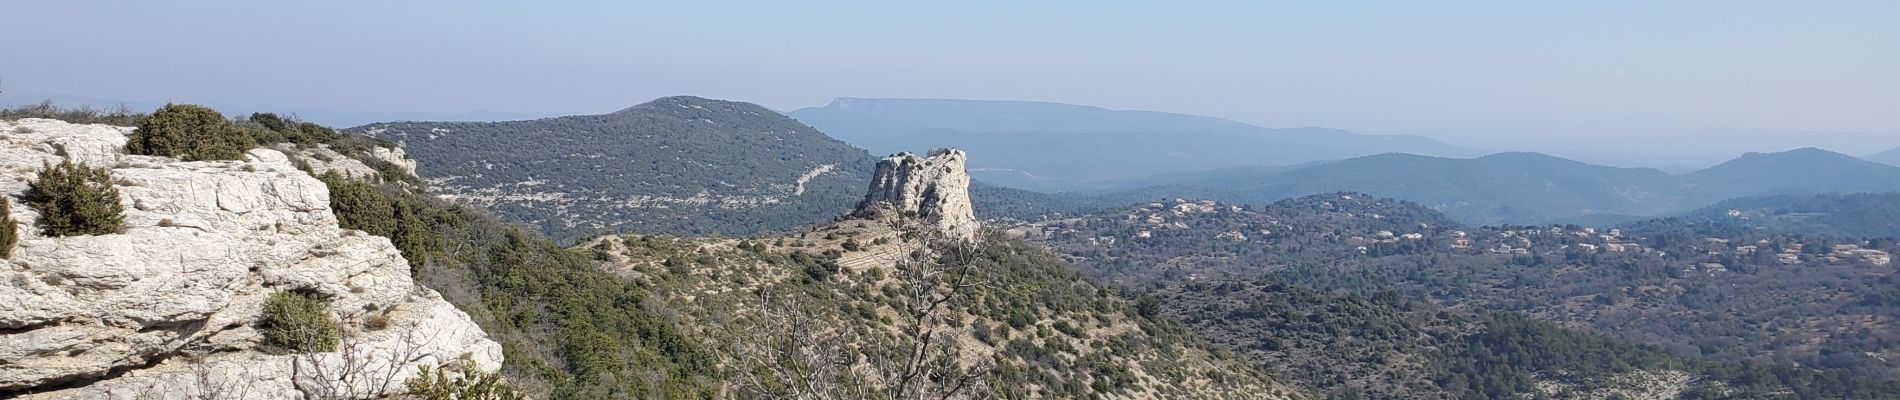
[405,361,526,400]
[127,103,254,161]
[318,172,436,270]
[1,197,17,258]
[261,291,340,353]
[242,112,343,145]
[27,160,124,236]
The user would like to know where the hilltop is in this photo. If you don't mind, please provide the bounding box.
[348,96,878,242]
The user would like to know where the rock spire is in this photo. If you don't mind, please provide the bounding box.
[855,149,979,241]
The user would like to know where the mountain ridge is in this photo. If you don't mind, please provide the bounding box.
[347,96,878,243]
[790,97,1477,191]
[1063,147,1900,226]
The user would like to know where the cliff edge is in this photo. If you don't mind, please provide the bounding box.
[0,118,500,399]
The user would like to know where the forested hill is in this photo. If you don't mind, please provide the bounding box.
[1632,192,1900,239]
[347,96,878,242]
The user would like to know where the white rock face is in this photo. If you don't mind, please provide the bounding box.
[367,146,419,177]
[0,118,500,398]
[273,143,380,179]
[855,149,979,240]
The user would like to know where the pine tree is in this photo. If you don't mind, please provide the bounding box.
[27,160,124,236]
[127,103,254,161]
[0,197,17,258]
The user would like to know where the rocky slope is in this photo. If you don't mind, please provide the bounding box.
[0,118,499,399]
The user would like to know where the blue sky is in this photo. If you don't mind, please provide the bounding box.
[3,1,1896,162]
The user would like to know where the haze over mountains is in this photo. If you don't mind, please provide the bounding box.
[790,98,1479,191]
[355,95,1900,240]
[1086,146,1900,225]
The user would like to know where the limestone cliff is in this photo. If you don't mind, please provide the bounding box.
[855,149,979,240]
[0,118,500,399]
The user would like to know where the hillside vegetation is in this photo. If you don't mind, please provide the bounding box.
[1650,192,1900,239]
[348,96,878,243]
[334,114,1300,397]
[1017,193,1900,398]
[337,165,1296,398]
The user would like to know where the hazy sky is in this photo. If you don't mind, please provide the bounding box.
[4,1,1896,158]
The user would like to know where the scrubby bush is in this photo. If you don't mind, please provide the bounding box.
[0,100,145,125]
[405,361,526,400]
[261,291,341,353]
[241,112,342,145]
[1,197,17,258]
[319,172,437,270]
[127,103,254,161]
[27,160,124,236]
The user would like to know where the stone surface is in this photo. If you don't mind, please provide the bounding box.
[0,118,499,398]
[366,146,419,177]
[272,143,380,180]
[855,148,979,240]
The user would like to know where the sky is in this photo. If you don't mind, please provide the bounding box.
[3,1,1897,166]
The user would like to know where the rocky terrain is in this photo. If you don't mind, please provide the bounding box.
[856,149,980,241]
[0,118,499,399]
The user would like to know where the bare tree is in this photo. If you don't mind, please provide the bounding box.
[869,213,992,400]
[181,343,256,400]
[722,287,874,400]
[291,319,450,399]
[723,212,994,400]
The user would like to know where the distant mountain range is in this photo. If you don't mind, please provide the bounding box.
[1064,147,1900,226]
[789,98,1477,191]
[1862,146,1900,167]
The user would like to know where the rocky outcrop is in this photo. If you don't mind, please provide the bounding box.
[855,149,979,240]
[0,118,500,398]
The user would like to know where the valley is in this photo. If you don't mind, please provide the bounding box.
[318,95,1900,398]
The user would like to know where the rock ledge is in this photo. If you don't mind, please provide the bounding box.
[0,118,500,399]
